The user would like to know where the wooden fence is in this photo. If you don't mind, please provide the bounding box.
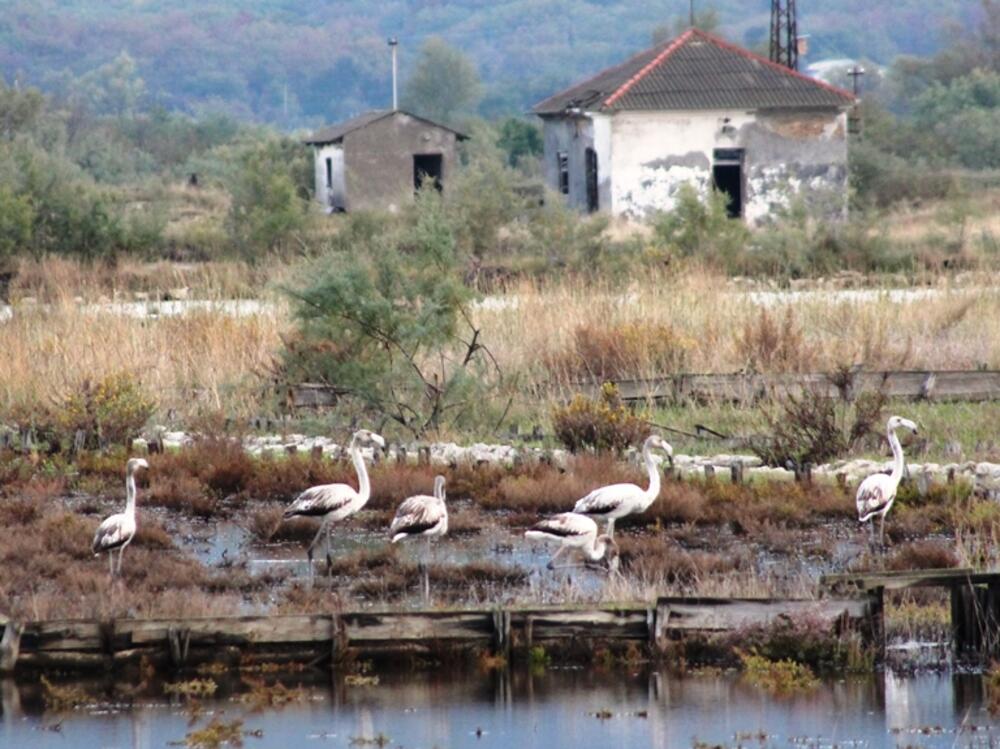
[287,370,1000,410]
[0,597,871,673]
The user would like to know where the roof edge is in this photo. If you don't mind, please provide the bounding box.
[304,109,469,145]
[603,29,696,108]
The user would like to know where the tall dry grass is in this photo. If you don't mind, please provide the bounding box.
[0,297,287,420]
[475,268,1000,390]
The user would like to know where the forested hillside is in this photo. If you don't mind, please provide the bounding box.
[0,0,981,126]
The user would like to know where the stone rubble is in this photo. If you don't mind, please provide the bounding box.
[128,429,1000,496]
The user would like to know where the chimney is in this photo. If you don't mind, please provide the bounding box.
[388,37,399,110]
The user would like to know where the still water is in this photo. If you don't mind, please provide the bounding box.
[1,668,996,749]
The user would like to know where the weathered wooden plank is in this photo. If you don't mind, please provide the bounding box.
[510,609,649,640]
[23,621,106,652]
[821,568,982,592]
[656,597,868,632]
[343,612,494,642]
[120,615,331,646]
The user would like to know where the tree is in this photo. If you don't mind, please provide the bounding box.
[227,138,309,258]
[282,190,502,436]
[0,78,43,139]
[402,38,482,125]
[80,52,146,118]
[496,117,542,167]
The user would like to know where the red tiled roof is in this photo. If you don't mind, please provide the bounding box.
[533,28,855,115]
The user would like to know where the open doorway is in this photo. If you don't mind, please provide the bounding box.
[585,148,599,213]
[414,153,444,192]
[712,148,744,219]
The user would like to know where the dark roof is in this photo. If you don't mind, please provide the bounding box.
[303,109,468,145]
[533,28,855,115]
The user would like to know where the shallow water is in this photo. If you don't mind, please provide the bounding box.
[2,668,996,749]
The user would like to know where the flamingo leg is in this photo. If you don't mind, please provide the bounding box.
[607,518,616,539]
[108,551,114,577]
[306,519,327,582]
[546,544,570,571]
[116,547,125,576]
[326,526,334,578]
[879,514,887,548]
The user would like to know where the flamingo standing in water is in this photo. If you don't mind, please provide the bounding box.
[92,457,149,577]
[525,512,619,572]
[573,434,673,537]
[282,429,384,577]
[389,475,448,599]
[856,415,919,547]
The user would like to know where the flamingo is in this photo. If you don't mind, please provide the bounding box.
[525,512,619,572]
[282,428,385,577]
[572,434,673,537]
[856,415,918,547]
[92,457,149,577]
[389,475,448,599]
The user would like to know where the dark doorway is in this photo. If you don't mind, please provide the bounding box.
[414,153,444,192]
[712,148,744,219]
[585,147,599,213]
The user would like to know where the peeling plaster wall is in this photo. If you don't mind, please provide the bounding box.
[605,109,848,223]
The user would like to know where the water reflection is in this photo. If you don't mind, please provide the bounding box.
[1,668,997,749]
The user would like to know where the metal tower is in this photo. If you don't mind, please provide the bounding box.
[770,0,799,71]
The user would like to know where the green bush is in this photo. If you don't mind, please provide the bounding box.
[552,383,649,453]
[653,184,749,266]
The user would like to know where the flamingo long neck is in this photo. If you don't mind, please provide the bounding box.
[125,470,137,516]
[641,441,661,509]
[587,536,607,562]
[888,427,905,486]
[350,437,371,502]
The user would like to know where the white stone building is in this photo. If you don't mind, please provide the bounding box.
[532,29,856,223]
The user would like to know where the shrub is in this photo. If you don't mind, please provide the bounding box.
[653,184,749,267]
[750,382,888,467]
[547,321,693,382]
[739,652,819,694]
[55,372,155,450]
[734,307,816,373]
[552,383,649,453]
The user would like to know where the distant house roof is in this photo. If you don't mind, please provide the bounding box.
[303,109,468,145]
[533,28,855,115]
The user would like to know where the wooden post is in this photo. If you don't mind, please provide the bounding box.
[72,429,87,457]
[867,587,884,662]
[311,445,324,461]
[951,581,983,657]
[492,610,511,659]
[730,461,743,485]
[0,622,21,673]
[168,626,191,668]
[285,444,298,456]
[836,472,848,492]
[397,445,407,465]
[703,464,715,481]
[418,446,430,466]
[948,467,956,486]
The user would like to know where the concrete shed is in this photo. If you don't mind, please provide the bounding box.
[532,28,856,224]
[304,110,467,213]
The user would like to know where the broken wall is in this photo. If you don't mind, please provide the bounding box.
[607,108,849,223]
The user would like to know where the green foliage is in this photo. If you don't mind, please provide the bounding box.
[226,138,310,258]
[496,117,542,167]
[653,184,748,266]
[282,189,501,436]
[552,383,650,453]
[0,78,44,139]
[0,185,35,264]
[912,69,1000,169]
[739,652,819,694]
[56,372,156,449]
[402,37,483,125]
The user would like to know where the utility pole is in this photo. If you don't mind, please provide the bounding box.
[388,37,399,111]
[847,64,865,96]
[769,0,799,71]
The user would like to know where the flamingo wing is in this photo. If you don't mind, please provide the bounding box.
[573,483,642,517]
[856,474,895,522]
[284,484,356,518]
[526,512,596,540]
[92,513,135,554]
[390,496,445,538]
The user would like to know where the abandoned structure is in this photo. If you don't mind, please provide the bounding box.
[304,109,466,213]
[532,28,856,223]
